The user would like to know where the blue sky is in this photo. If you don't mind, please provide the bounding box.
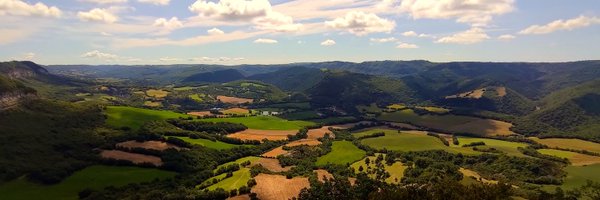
[1,0,599,65]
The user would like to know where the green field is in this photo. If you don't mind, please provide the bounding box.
[415,106,450,114]
[454,137,529,157]
[543,164,600,191]
[316,141,366,166]
[174,86,200,91]
[189,94,205,102]
[214,156,260,173]
[199,116,315,130]
[356,103,382,114]
[358,131,478,155]
[200,168,252,191]
[537,149,578,158]
[352,128,396,138]
[530,137,600,154]
[105,106,189,130]
[350,154,407,184]
[0,165,176,200]
[172,136,250,150]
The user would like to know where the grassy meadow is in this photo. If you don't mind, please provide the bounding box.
[105,106,189,130]
[205,168,252,191]
[199,116,315,130]
[316,141,366,166]
[172,136,250,150]
[350,154,407,184]
[454,137,528,157]
[0,165,176,200]
[537,149,600,166]
[530,137,600,154]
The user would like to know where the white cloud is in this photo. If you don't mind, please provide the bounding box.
[78,8,118,23]
[207,28,225,35]
[138,0,170,6]
[370,37,397,43]
[418,33,435,38]
[519,16,600,35]
[0,0,61,17]
[399,0,514,26]
[100,32,113,36]
[253,38,278,44]
[396,42,419,49]
[153,17,183,30]
[321,39,336,46]
[159,57,181,62]
[497,34,515,41]
[113,30,268,48]
[402,31,418,37]
[81,50,118,59]
[81,0,128,4]
[22,52,35,60]
[436,28,490,44]
[326,11,395,36]
[189,0,301,32]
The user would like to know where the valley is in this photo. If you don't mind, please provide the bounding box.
[1,60,600,200]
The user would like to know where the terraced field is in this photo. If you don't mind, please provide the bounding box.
[0,166,176,200]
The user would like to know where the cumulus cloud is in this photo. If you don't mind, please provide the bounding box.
[253,38,278,44]
[326,11,395,36]
[519,16,600,35]
[207,28,225,35]
[22,52,35,60]
[399,0,514,26]
[189,0,301,32]
[0,0,61,17]
[138,0,170,5]
[81,0,128,4]
[497,34,515,41]
[321,39,336,46]
[370,37,397,43]
[81,50,118,59]
[436,28,490,44]
[159,57,181,62]
[396,42,418,49]
[154,17,183,29]
[78,8,118,23]
[402,31,417,37]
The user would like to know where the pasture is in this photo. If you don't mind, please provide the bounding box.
[0,165,175,200]
[146,89,169,98]
[454,137,528,157]
[543,164,600,191]
[189,94,205,102]
[205,168,252,191]
[316,141,365,166]
[200,116,315,130]
[214,156,260,172]
[350,154,407,184]
[537,149,600,166]
[227,129,298,141]
[251,174,309,200]
[105,106,189,130]
[100,150,163,166]
[172,136,247,150]
[217,95,253,104]
[530,137,600,154]
[378,109,515,136]
[415,106,450,114]
[143,101,161,107]
[357,130,479,155]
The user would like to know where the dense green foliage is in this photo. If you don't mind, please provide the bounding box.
[0,99,104,184]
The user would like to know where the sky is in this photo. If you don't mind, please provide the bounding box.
[1,0,599,65]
